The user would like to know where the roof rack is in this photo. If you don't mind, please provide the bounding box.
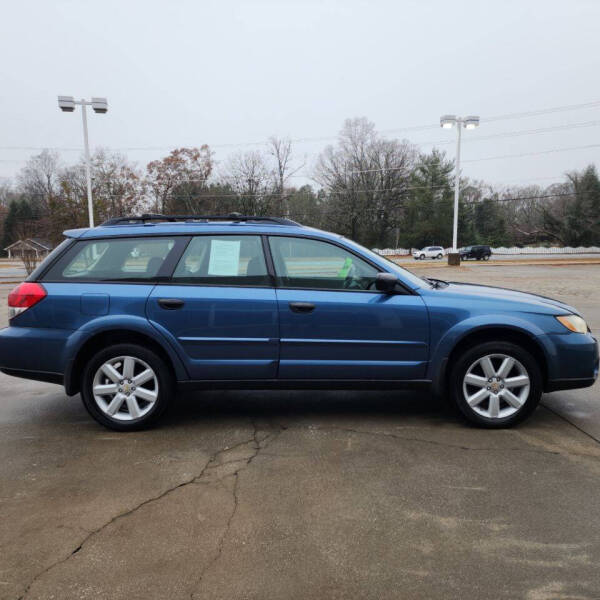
[101,213,301,227]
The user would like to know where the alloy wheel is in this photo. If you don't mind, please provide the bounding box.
[462,353,530,419]
[92,356,159,421]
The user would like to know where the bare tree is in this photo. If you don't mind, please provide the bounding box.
[314,117,415,246]
[90,149,146,219]
[267,136,303,216]
[500,184,570,245]
[15,219,45,275]
[219,150,273,215]
[17,150,61,213]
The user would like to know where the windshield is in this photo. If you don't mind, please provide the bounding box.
[341,238,427,288]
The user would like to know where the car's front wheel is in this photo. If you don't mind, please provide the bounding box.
[81,343,173,431]
[437,253,443,259]
[450,341,542,428]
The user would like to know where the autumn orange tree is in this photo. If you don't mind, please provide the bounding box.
[146,146,213,214]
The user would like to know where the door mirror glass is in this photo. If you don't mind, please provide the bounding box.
[375,272,398,293]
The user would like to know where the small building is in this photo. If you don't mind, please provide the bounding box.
[3,238,54,260]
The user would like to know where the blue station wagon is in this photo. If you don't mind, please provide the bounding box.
[0,214,598,431]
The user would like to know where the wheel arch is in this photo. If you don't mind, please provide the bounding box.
[432,325,549,397]
[65,329,184,396]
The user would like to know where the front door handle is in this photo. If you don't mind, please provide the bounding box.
[158,298,185,310]
[289,302,315,314]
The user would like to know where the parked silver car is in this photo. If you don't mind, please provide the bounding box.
[412,246,445,260]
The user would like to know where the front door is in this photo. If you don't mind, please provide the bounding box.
[147,234,279,380]
[268,236,429,380]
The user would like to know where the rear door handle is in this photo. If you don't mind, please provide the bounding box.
[158,298,185,310]
[289,302,315,314]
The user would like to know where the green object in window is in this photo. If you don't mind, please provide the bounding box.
[337,257,353,278]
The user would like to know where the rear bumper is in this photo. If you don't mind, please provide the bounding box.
[0,368,63,385]
[0,326,72,375]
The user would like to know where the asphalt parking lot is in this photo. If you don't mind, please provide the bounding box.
[1,263,599,600]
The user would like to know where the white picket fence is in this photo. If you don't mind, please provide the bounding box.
[374,246,600,256]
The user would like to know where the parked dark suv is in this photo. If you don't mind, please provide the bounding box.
[460,245,492,261]
[0,214,597,431]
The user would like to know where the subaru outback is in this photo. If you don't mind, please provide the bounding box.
[0,214,597,431]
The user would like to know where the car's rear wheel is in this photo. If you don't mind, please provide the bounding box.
[483,254,490,261]
[81,343,173,431]
[450,341,542,428]
[437,253,443,259]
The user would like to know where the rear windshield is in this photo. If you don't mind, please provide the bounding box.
[42,237,177,281]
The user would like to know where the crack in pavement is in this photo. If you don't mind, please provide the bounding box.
[14,419,593,599]
[189,420,285,599]
[16,424,273,600]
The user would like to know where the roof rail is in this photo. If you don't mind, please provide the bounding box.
[101,213,301,227]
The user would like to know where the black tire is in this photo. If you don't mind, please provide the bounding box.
[449,341,542,428]
[81,343,174,431]
[483,254,490,261]
[420,254,425,260]
[437,253,443,259]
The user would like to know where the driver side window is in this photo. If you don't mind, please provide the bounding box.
[268,236,379,291]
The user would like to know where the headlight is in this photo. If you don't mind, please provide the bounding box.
[556,314,588,334]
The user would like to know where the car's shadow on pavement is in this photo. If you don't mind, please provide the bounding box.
[162,388,459,429]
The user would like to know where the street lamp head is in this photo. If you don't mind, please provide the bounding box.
[91,97,108,114]
[58,95,75,112]
[464,115,480,129]
[440,115,457,129]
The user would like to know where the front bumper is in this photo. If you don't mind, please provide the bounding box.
[544,333,599,392]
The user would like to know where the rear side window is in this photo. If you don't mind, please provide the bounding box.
[43,237,177,281]
[171,235,269,286]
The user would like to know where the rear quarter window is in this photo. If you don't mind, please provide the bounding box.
[42,237,178,281]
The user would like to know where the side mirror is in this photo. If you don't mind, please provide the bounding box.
[375,272,398,293]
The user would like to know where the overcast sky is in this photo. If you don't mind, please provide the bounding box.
[2,0,600,189]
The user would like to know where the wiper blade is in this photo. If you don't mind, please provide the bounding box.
[424,277,449,289]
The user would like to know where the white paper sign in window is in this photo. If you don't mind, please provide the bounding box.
[207,239,241,276]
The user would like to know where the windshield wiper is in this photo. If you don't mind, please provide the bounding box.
[424,277,449,289]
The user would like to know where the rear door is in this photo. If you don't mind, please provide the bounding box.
[268,235,429,380]
[147,234,279,380]
[38,235,180,332]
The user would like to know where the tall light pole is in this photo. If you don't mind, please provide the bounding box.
[58,96,108,227]
[440,114,479,265]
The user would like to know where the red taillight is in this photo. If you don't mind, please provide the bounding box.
[8,282,47,319]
